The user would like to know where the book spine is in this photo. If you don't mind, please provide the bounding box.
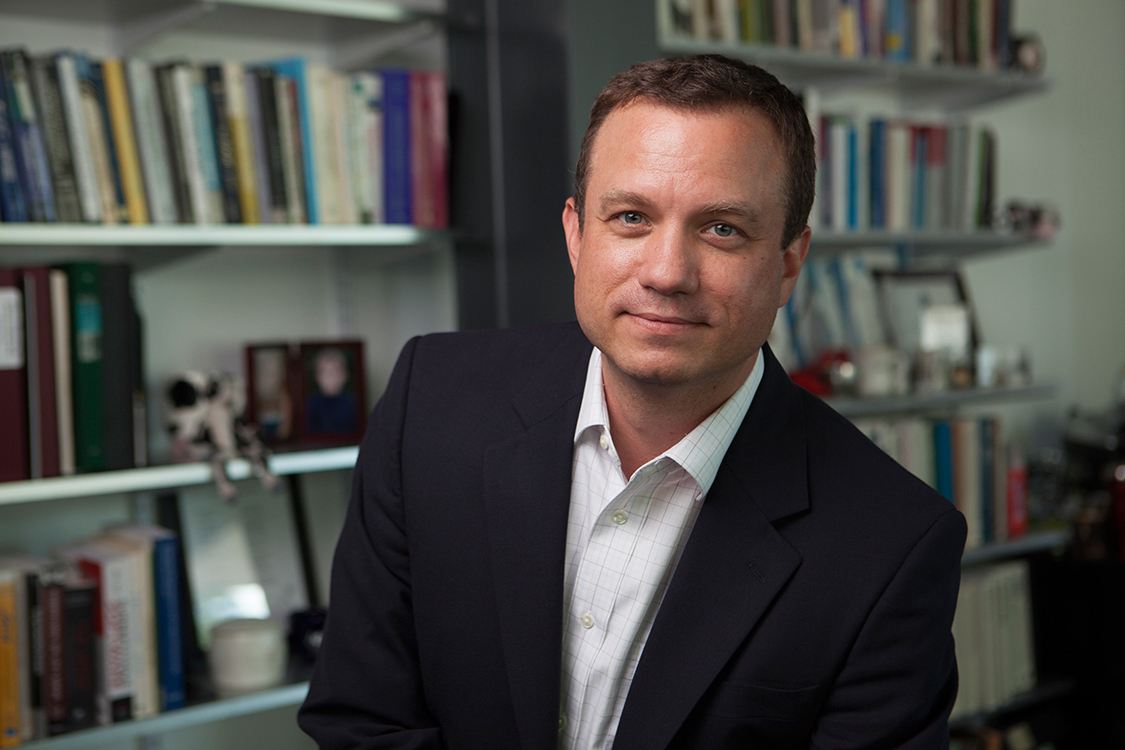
[30,56,83,222]
[362,74,384,224]
[3,49,57,222]
[409,71,432,228]
[23,570,42,740]
[307,65,337,224]
[21,267,61,478]
[910,125,926,230]
[87,61,128,223]
[55,54,101,223]
[126,59,177,224]
[0,63,29,222]
[254,68,288,223]
[268,59,317,223]
[99,264,138,471]
[152,536,185,711]
[244,70,272,224]
[60,581,97,732]
[48,271,75,476]
[67,262,105,473]
[932,419,954,501]
[154,65,193,223]
[425,72,448,229]
[279,76,307,223]
[0,574,19,748]
[223,62,258,224]
[204,65,242,223]
[41,580,64,735]
[330,72,356,225]
[0,269,29,482]
[76,558,132,724]
[171,66,209,224]
[381,69,412,225]
[346,75,372,224]
[101,58,149,224]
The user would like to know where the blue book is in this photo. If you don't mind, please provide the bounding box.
[868,118,885,229]
[381,69,412,225]
[267,58,318,224]
[933,420,954,502]
[82,58,127,222]
[0,65,29,221]
[911,127,926,229]
[1,50,56,222]
[884,0,910,61]
[996,0,1012,69]
[846,121,858,230]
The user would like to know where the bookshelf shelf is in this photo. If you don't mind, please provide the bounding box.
[961,529,1070,567]
[811,230,1051,258]
[22,680,309,750]
[827,384,1057,419]
[0,224,450,248]
[658,36,1049,109]
[0,446,359,507]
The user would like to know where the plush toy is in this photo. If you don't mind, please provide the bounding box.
[165,371,279,501]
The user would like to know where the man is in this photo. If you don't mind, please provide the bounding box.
[299,55,966,749]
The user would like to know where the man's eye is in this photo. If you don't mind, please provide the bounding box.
[710,223,737,238]
[619,212,644,225]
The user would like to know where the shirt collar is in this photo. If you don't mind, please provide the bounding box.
[573,347,765,495]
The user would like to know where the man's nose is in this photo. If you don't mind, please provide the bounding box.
[636,227,700,296]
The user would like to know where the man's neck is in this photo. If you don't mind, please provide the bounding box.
[600,353,758,478]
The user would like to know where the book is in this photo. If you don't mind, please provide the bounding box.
[102,58,148,224]
[105,525,185,712]
[0,63,29,222]
[49,270,75,476]
[244,69,273,224]
[88,60,128,223]
[381,69,412,224]
[64,262,105,473]
[222,61,258,225]
[153,62,194,223]
[253,67,288,223]
[276,74,306,223]
[79,57,124,223]
[0,269,29,482]
[203,64,241,224]
[19,267,61,479]
[0,569,21,748]
[954,417,983,549]
[932,419,954,502]
[54,53,101,223]
[126,58,177,224]
[267,58,317,223]
[0,556,49,742]
[28,55,82,222]
[99,264,144,471]
[1,48,57,222]
[42,568,98,735]
[56,539,136,725]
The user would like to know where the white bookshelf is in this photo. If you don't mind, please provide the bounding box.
[828,383,1057,419]
[22,681,309,750]
[0,224,450,247]
[659,36,1049,110]
[0,446,358,507]
[811,230,1051,259]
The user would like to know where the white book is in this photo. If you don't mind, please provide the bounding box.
[886,121,911,232]
[55,54,101,223]
[126,59,177,224]
[331,72,357,225]
[714,0,740,43]
[359,73,384,224]
[97,533,159,719]
[915,0,940,64]
[308,63,337,224]
[49,269,75,476]
[830,117,848,231]
[955,417,983,549]
[964,124,982,230]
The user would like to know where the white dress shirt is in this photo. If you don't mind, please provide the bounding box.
[559,347,765,749]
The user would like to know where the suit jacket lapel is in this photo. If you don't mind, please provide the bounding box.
[482,327,591,750]
[613,345,810,750]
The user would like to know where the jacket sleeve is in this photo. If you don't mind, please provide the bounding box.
[298,337,444,749]
[810,508,967,749]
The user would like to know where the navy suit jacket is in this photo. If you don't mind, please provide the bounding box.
[298,322,966,749]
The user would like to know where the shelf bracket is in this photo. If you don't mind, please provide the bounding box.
[116,1,219,55]
[331,20,441,70]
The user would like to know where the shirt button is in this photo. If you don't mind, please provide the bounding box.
[579,611,595,629]
[611,510,628,525]
[599,433,609,450]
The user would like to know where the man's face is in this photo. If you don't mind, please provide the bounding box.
[563,101,809,394]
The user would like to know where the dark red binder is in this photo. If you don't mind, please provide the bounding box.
[20,266,61,477]
[0,267,30,482]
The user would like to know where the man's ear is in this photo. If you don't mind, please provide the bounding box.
[778,225,811,308]
[562,196,582,275]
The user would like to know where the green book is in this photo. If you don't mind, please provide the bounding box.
[65,262,104,472]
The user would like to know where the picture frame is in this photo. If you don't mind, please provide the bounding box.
[871,270,980,364]
[244,342,298,445]
[296,340,367,445]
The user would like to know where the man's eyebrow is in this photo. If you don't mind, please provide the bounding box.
[698,202,764,225]
[597,189,653,214]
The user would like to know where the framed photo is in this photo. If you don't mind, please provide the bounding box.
[244,342,298,445]
[296,340,366,444]
[872,270,980,362]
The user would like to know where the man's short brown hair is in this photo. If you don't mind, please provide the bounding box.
[573,54,815,248]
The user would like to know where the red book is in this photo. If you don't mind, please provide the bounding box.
[409,71,434,228]
[423,71,449,229]
[0,268,30,482]
[20,267,61,478]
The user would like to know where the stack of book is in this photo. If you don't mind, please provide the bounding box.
[814,114,996,233]
[952,560,1037,718]
[0,262,145,483]
[660,0,1021,70]
[0,48,448,227]
[0,525,185,745]
[853,415,1029,550]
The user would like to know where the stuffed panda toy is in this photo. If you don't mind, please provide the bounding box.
[165,371,279,500]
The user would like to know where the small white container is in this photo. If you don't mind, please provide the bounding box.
[208,617,287,696]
